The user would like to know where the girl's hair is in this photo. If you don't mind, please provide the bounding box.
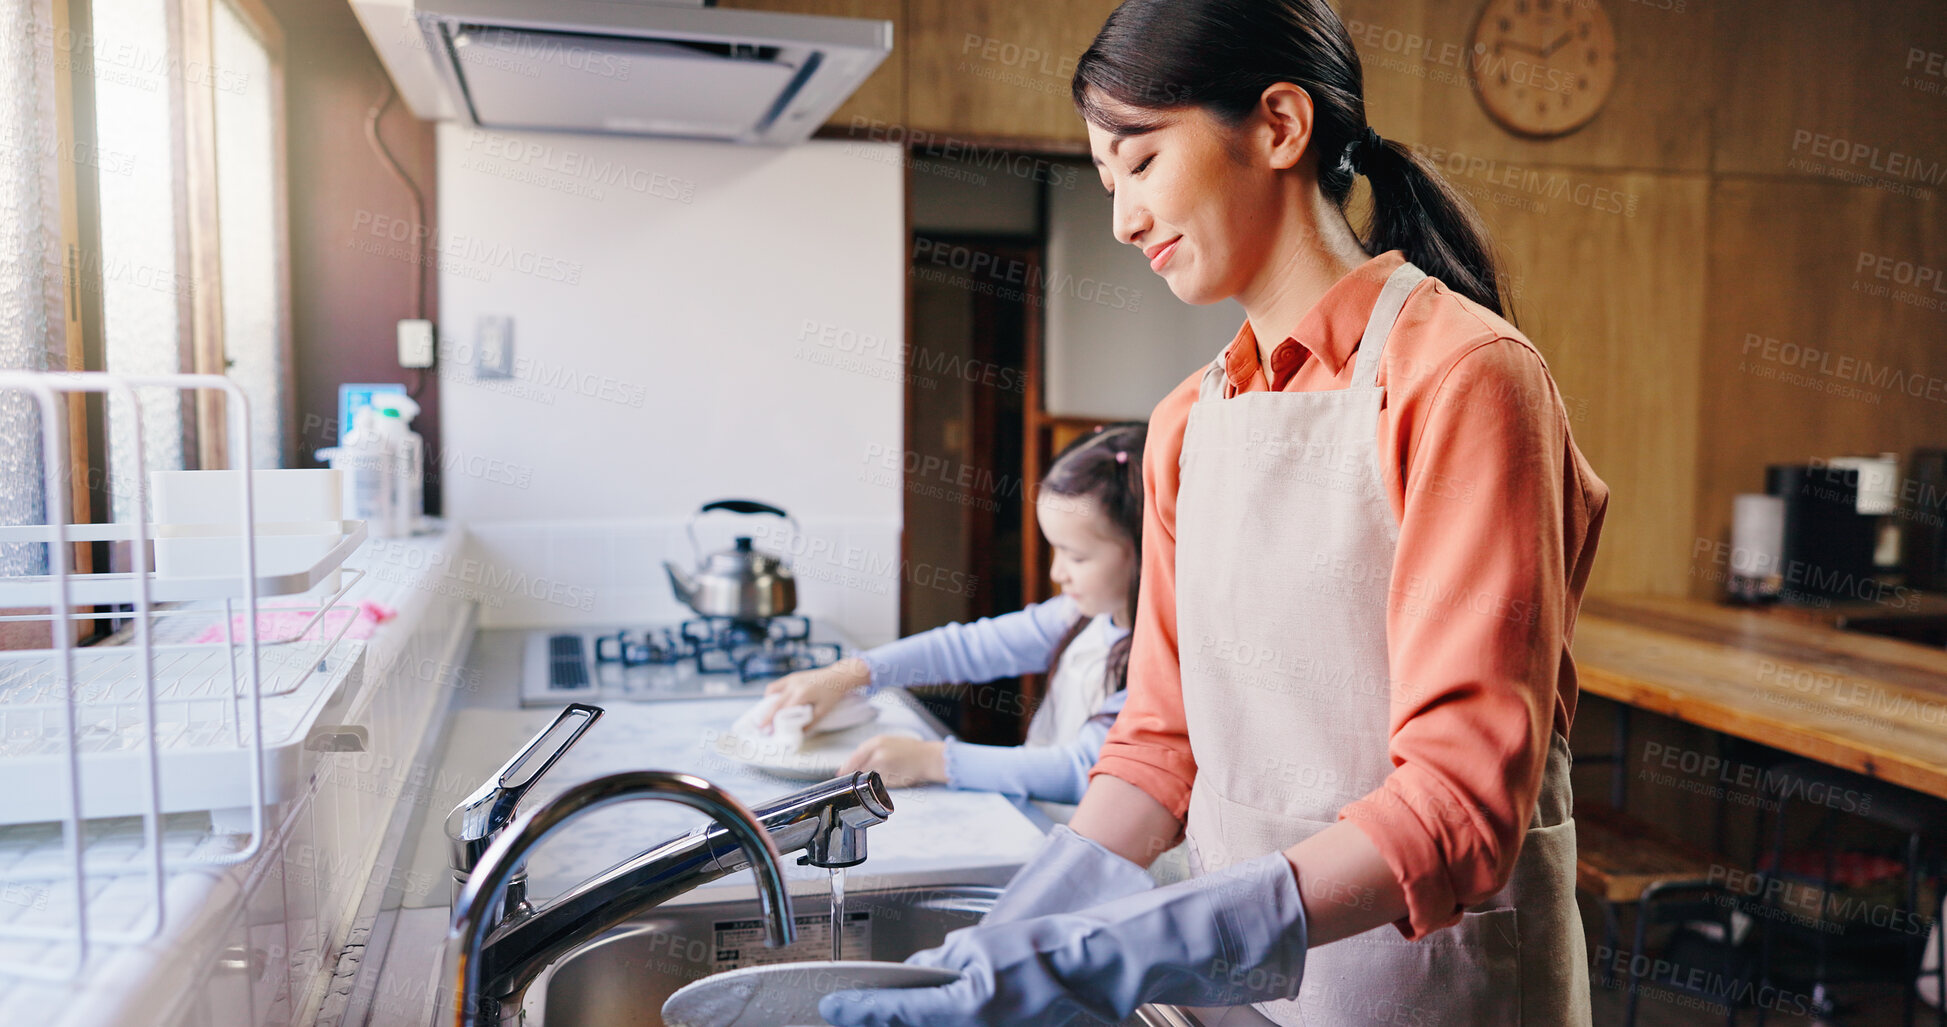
[1071,0,1510,318]
[1038,421,1147,696]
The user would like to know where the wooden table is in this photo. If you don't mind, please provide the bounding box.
[1574,594,1947,802]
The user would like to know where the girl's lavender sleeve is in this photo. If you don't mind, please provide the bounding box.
[940,690,1129,803]
[856,594,1080,692]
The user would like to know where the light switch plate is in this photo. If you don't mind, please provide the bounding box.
[397,319,436,368]
[477,315,514,379]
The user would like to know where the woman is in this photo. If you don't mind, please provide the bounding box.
[821,0,1608,1024]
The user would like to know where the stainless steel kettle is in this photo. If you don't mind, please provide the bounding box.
[664,499,799,621]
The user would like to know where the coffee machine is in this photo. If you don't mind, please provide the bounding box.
[1764,463,1879,602]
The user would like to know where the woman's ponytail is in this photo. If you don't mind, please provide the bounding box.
[1073,0,1511,318]
[1356,137,1509,317]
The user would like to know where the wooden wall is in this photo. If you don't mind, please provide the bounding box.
[772,0,1947,599]
[1337,0,1947,599]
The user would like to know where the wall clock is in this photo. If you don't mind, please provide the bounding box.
[1470,0,1618,138]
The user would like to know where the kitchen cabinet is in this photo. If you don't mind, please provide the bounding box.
[728,0,1117,144]
[904,0,1122,144]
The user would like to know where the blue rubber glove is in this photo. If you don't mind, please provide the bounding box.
[981,825,1156,926]
[819,851,1308,1027]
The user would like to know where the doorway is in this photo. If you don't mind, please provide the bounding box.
[902,233,1035,743]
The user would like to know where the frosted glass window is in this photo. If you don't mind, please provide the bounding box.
[213,0,282,469]
[0,0,62,577]
[92,0,185,522]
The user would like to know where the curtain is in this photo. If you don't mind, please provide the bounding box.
[0,0,64,577]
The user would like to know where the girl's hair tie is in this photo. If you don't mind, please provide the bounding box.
[1114,450,1129,465]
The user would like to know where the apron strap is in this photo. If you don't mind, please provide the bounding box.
[1197,261,1426,402]
[1349,262,1427,390]
[1196,355,1227,403]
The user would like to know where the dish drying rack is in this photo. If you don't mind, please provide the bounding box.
[0,372,367,980]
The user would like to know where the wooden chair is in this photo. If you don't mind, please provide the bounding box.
[1752,760,1947,1027]
[1577,799,1741,1026]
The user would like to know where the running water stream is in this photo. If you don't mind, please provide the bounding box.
[828,866,847,961]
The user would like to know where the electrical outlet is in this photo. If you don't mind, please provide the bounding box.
[397,319,436,368]
[477,315,514,379]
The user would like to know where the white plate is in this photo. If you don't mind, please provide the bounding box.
[713,718,922,781]
[662,960,961,1027]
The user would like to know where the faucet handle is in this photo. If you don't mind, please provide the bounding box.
[789,771,892,869]
[446,703,604,877]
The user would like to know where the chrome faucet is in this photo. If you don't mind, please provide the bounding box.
[445,702,603,926]
[437,709,896,1027]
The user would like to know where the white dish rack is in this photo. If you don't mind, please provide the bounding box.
[0,372,367,980]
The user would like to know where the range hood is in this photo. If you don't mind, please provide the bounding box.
[348,0,892,144]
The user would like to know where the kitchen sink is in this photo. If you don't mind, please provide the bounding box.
[520,883,1199,1027]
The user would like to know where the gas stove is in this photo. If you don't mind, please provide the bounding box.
[520,614,848,706]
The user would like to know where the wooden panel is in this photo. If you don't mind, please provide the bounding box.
[1576,596,1947,802]
[905,0,1122,143]
[1587,594,1947,695]
[1693,177,1947,599]
[1475,169,1709,596]
[1575,598,1947,802]
[719,0,906,128]
[1335,0,1431,145]
[1713,0,1947,180]
[180,0,229,469]
[1351,0,1716,173]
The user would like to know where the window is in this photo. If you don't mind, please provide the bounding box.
[92,0,188,522]
[0,0,65,582]
[82,0,290,524]
[211,0,285,469]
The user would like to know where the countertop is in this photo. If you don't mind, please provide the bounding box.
[394,633,1055,907]
[1574,593,1947,799]
[0,526,470,1027]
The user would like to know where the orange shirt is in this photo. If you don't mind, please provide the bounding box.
[1093,250,1609,940]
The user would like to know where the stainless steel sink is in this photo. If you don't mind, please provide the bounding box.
[521,884,1200,1027]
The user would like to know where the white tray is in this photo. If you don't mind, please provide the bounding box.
[0,520,367,606]
[0,642,365,824]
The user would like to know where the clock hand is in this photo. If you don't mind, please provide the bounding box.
[1539,29,1577,58]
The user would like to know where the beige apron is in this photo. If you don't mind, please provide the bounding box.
[1173,262,1589,1026]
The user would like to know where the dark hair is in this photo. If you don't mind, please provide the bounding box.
[1038,421,1147,695]
[1072,0,1510,318]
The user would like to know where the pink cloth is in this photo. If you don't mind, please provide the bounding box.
[192,599,396,644]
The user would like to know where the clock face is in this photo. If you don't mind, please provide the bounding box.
[1470,0,1617,138]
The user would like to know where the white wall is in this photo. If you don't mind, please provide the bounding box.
[1043,170,1245,419]
[433,126,905,639]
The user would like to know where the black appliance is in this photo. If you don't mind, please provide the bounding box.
[1765,464,1878,603]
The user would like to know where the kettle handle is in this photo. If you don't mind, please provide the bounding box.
[701,499,787,517]
[687,499,800,561]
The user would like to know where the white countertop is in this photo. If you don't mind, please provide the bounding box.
[400,687,1053,910]
[0,527,467,1027]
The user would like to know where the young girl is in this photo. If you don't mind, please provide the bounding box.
[759,421,1147,803]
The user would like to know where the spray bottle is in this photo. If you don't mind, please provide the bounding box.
[316,405,394,531]
[373,394,423,538]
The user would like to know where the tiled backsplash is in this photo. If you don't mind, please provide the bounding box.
[464,517,901,646]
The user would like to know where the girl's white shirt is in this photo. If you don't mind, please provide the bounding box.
[1023,612,1122,748]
